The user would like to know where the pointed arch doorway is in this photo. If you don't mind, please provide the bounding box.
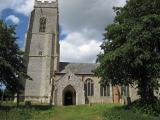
[63,85,76,106]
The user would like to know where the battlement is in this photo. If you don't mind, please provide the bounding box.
[34,0,58,8]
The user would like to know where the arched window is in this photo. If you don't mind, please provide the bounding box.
[84,79,94,96]
[39,17,46,32]
[121,85,129,97]
[100,84,110,96]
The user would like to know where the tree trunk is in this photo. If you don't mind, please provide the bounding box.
[17,92,19,107]
[1,89,4,105]
[138,78,156,105]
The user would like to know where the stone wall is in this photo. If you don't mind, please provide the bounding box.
[24,0,59,103]
[54,71,85,105]
[23,0,140,105]
[53,73,139,106]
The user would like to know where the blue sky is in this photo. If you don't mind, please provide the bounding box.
[0,0,126,90]
[1,8,67,49]
[1,8,28,48]
[0,0,126,63]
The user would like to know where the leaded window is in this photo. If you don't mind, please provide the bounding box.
[100,84,110,96]
[121,85,129,97]
[39,17,46,32]
[84,79,94,96]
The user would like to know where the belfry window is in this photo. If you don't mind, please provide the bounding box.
[84,79,94,96]
[100,84,110,96]
[39,17,46,32]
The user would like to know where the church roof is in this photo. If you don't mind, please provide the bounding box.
[58,62,98,75]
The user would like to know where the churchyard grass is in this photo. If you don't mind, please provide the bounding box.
[0,102,159,120]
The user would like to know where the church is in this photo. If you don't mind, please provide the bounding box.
[23,0,138,106]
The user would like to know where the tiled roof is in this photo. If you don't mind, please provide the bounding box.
[58,62,98,74]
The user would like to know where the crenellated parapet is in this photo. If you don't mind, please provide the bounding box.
[34,0,58,8]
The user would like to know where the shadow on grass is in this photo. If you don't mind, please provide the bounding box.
[0,103,53,111]
[102,103,160,120]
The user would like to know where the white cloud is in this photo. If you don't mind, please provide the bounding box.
[0,0,127,63]
[0,0,58,16]
[0,0,34,16]
[37,0,56,2]
[59,0,126,63]
[116,0,126,7]
[59,0,126,33]
[60,31,102,63]
[6,15,20,24]
[14,0,34,16]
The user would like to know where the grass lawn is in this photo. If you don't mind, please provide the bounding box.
[0,102,160,120]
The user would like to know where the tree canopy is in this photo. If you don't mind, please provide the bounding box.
[94,0,160,103]
[0,20,30,94]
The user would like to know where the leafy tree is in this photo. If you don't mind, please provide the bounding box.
[0,20,30,105]
[94,0,160,104]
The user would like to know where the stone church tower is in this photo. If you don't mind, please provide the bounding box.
[24,0,59,102]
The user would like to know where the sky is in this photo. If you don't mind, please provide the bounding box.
[0,0,126,63]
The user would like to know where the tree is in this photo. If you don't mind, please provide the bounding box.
[94,0,160,104]
[0,20,30,106]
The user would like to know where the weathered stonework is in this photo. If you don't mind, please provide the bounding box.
[24,0,59,103]
[54,71,85,105]
[23,0,140,106]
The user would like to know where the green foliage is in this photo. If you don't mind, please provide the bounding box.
[128,100,160,116]
[0,103,159,120]
[0,108,31,120]
[103,106,160,120]
[0,103,53,120]
[0,103,115,120]
[0,20,30,94]
[94,0,160,103]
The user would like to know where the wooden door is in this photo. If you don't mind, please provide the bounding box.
[112,85,120,103]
